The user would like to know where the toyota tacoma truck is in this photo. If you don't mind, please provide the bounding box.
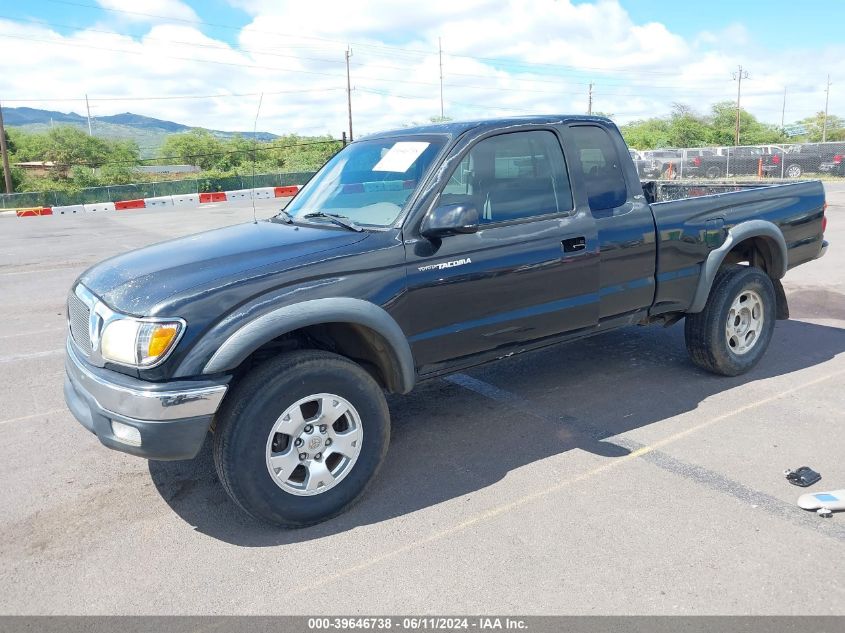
[64,116,829,528]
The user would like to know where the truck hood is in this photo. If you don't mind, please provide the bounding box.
[79,220,369,315]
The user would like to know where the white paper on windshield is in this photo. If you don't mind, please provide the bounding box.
[372,142,430,173]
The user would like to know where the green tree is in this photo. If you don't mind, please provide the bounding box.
[159,129,226,170]
[792,111,845,142]
[667,104,712,147]
[42,126,111,166]
[620,118,672,149]
[709,101,784,146]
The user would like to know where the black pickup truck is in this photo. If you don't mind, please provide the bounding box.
[64,116,828,528]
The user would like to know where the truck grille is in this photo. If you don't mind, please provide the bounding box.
[68,290,92,357]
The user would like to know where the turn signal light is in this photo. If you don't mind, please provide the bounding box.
[148,326,179,357]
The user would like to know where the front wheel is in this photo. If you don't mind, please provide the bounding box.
[684,265,776,376]
[213,350,390,528]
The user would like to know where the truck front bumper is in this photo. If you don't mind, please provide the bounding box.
[64,340,229,460]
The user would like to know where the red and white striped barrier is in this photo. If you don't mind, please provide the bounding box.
[14,185,302,217]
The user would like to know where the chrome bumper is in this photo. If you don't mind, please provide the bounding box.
[64,339,229,460]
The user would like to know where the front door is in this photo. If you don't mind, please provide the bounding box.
[402,128,600,376]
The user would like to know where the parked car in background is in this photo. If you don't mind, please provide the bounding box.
[681,149,717,178]
[690,146,763,179]
[629,148,661,178]
[641,149,683,177]
[819,152,845,177]
[764,143,836,178]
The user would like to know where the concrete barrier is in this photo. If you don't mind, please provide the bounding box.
[144,196,174,208]
[252,187,276,200]
[53,204,86,215]
[199,192,227,203]
[83,202,116,213]
[114,199,146,211]
[225,189,252,202]
[274,186,300,197]
[172,193,200,206]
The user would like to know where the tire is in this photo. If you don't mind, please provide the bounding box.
[684,265,776,376]
[213,350,390,528]
[785,164,802,178]
[705,166,721,179]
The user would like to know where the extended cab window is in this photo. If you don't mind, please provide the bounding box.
[570,125,628,213]
[441,130,572,224]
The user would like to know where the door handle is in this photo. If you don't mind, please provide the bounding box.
[562,236,586,253]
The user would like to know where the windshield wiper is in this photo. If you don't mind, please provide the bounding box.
[270,209,294,224]
[302,211,364,232]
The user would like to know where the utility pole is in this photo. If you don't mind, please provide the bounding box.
[781,86,786,129]
[587,82,593,115]
[822,74,832,143]
[345,47,353,142]
[0,100,12,194]
[732,65,749,145]
[438,37,444,119]
[85,94,93,136]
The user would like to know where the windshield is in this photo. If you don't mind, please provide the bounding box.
[285,136,447,227]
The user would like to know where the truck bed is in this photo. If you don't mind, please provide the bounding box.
[643,180,826,315]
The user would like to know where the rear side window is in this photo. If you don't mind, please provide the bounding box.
[570,126,627,213]
[441,130,572,224]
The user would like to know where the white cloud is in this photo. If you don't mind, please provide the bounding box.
[0,1,840,138]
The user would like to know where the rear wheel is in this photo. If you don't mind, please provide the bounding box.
[684,265,776,376]
[705,166,721,179]
[213,350,390,528]
[785,163,802,178]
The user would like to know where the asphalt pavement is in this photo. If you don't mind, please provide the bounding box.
[0,187,843,615]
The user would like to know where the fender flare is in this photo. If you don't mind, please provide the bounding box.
[687,219,787,313]
[199,298,416,394]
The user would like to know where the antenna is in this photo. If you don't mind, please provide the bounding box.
[251,92,264,224]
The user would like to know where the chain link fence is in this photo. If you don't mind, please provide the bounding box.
[631,140,845,181]
[0,171,316,209]
[5,140,845,209]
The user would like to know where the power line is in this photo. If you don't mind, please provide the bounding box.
[0,30,812,104]
[34,0,749,79]
[356,87,534,113]
[0,88,345,103]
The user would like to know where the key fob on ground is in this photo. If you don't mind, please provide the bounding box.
[785,466,821,487]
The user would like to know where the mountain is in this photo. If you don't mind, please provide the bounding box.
[3,107,279,158]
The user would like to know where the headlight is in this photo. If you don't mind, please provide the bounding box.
[100,317,184,367]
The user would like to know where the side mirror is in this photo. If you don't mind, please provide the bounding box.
[420,204,480,239]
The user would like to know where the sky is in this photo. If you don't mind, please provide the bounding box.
[0,0,841,137]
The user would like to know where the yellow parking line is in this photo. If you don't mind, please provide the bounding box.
[0,408,68,427]
[295,367,845,595]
